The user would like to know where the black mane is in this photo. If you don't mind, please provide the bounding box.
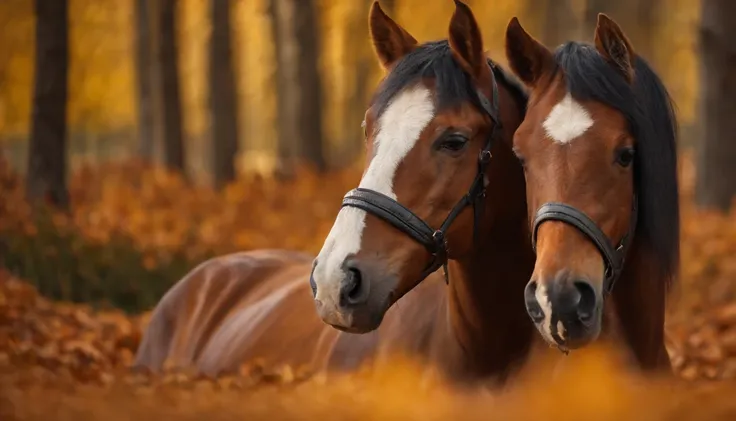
[553,42,680,286]
[370,40,528,120]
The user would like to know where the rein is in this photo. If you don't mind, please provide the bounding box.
[340,61,503,286]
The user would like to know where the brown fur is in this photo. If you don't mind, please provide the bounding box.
[504,15,675,372]
[135,1,537,385]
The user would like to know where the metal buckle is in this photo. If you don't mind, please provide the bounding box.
[479,150,492,164]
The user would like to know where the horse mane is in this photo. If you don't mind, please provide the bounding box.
[370,40,528,120]
[552,42,680,289]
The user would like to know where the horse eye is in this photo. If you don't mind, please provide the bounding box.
[439,134,469,153]
[616,147,635,167]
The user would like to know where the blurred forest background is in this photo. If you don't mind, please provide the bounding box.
[0,0,735,334]
[5,1,736,419]
[0,0,707,180]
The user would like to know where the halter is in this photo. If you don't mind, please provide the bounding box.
[531,196,638,295]
[340,61,503,285]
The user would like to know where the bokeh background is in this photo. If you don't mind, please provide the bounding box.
[2,0,736,420]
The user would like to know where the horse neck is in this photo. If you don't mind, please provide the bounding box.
[442,91,537,381]
[603,240,671,371]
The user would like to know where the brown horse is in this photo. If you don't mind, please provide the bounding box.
[135,1,536,385]
[502,15,679,372]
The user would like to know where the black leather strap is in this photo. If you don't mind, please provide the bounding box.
[531,197,638,294]
[342,188,437,251]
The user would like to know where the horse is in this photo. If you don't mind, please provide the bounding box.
[502,14,679,372]
[134,0,537,385]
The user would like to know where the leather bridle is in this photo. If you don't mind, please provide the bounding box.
[340,61,503,285]
[530,195,638,295]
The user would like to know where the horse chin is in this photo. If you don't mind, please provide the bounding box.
[536,320,601,353]
[327,309,386,334]
[547,329,601,353]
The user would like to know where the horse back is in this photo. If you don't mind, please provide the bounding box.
[133,249,315,373]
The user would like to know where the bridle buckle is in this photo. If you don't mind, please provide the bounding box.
[479,150,492,164]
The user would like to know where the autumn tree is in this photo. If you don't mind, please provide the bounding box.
[583,0,660,60]
[337,0,374,166]
[134,0,155,161]
[209,0,240,188]
[381,0,396,14]
[695,0,736,211]
[155,0,186,175]
[269,0,326,177]
[26,0,69,210]
[542,0,581,49]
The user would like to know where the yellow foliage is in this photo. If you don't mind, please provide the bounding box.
[0,0,701,165]
[0,151,734,419]
[3,267,736,420]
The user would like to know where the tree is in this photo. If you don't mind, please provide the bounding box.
[542,0,581,49]
[134,0,155,161]
[695,0,736,211]
[156,0,186,175]
[269,0,326,176]
[381,0,396,14]
[209,0,240,188]
[26,0,69,210]
[583,0,660,60]
[337,0,373,166]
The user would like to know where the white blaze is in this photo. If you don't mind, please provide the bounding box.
[312,85,435,313]
[542,93,594,144]
[535,282,555,343]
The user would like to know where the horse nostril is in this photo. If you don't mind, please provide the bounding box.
[309,272,317,298]
[574,280,597,321]
[346,267,363,301]
[524,281,545,323]
[309,259,319,298]
[339,265,369,306]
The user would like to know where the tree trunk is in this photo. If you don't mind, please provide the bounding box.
[583,0,611,41]
[209,0,240,188]
[695,0,736,211]
[135,0,155,161]
[339,0,372,167]
[634,0,659,61]
[27,0,69,210]
[156,0,186,175]
[583,0,659,60]
[542,0,581,49]
[381,0,396,14]
[269,0,326,177]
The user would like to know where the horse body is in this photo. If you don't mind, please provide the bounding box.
[134,249,394,375]
[135,1,538,385]
[135,229,534,383]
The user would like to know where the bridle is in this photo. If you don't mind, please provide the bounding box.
[340,61,503,285]
[531,195,638,295]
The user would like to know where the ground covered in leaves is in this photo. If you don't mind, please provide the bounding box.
[3,154,736,419]
[2,268,736,421]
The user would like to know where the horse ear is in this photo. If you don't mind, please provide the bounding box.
[594,13,635,84]
[504,17,554,89]
[368,1,417,70]
[448,0,491,84]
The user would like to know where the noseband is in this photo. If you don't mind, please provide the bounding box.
[531,196,638,294]
[340,61,503,285]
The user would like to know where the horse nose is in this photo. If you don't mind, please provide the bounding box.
[549,279,597,323]
[339,261,370,307]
